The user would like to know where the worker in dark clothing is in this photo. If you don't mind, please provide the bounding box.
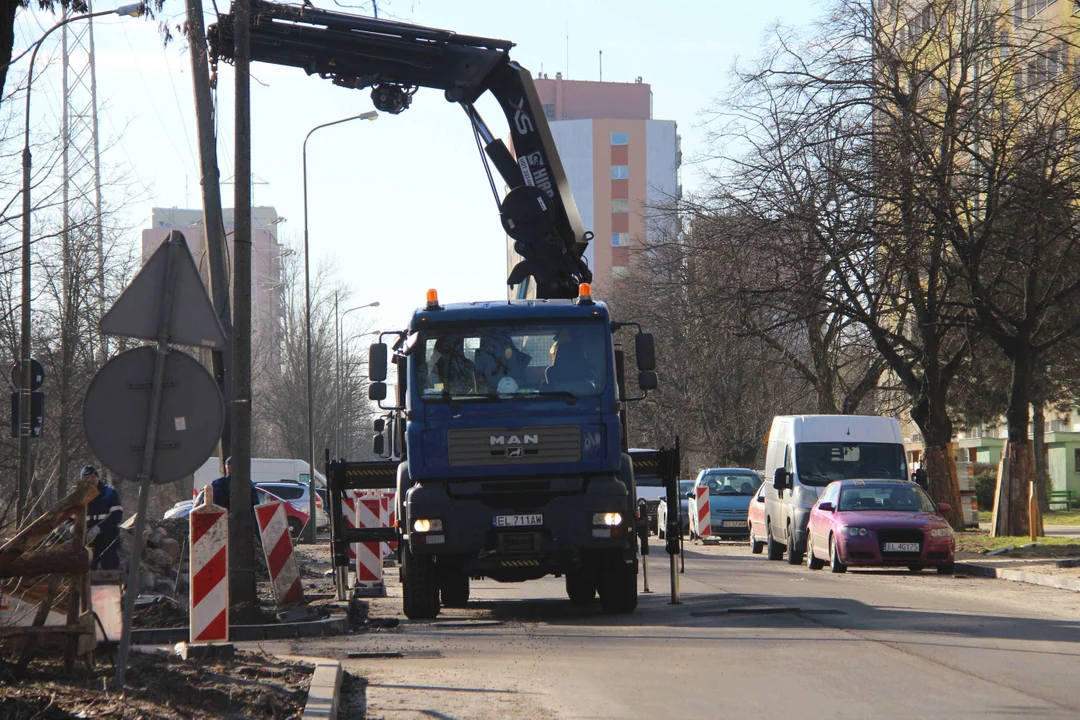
[209,457,259,513]
[83,465,123,571]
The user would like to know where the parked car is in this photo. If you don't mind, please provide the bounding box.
[657,479,694,539]
[180,486,312,538]
[763,414,908,565]
[688,468,761,540]
[748,481,767,554]
[253,480,328,529]
[804,479,955,574]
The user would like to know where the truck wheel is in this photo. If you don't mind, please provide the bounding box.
[440,568,470,608]
[766,522,784,561]
[402,544,440,620]
[598,560,638,614]
[565,568,597,605]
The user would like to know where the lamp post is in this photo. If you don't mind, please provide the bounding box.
[302,110,377,543]
[16,2,145,526]
[336,300,379,457]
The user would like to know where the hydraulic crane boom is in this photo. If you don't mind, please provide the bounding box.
[209,0,593,299]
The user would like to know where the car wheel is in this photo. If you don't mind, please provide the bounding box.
[785,521,804,565]
[766,522,784,561]
[565,568,597,605]
[287,516,303,539]
[750,527,765,555]
[806,538,824,570]
[936,563,955,575]
[402,543,440,620]
[829,535,847,574]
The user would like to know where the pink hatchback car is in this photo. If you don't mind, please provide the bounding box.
[805,480,955,574]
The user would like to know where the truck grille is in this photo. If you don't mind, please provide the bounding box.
[448,426,581,467]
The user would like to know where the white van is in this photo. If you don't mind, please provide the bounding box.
[193,457,329,525]
[762,415,908,565]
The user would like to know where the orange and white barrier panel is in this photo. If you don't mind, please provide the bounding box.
[189,489,228,643]
[343,491,358,567]
[255,500,305,608]
[693,485,711,538]
[355,496,383,587]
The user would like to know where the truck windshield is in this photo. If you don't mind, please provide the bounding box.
[416,320,608,401]
[795,443,906,486]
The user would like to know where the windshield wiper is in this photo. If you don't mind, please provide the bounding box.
[530,390,578,405]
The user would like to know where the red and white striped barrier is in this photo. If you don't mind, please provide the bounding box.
[189,490,228,643]
[342,491,358,567]
[695,485,711,538]
[355,496,383,586]
[255,500,305,608]
[376,491,398,559]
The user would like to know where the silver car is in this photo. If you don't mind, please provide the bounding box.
[657,479,694,539]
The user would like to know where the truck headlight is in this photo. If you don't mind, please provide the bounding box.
[413,518,443,533]
[592,512,622,526]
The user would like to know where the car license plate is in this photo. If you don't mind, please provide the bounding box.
[883,542,920,552]
[493,514,543,528]
[722,520,746,528]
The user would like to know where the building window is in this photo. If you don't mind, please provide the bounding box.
[611,165,629,180]
[611,199,629,214]
[612,266,629,282]
[1075,447,1080,471]
[610,131,628,146]
[543,103,555,119]
[612,232,630,247]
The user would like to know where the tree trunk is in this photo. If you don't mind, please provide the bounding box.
[1032,401,1050,514]
[910,392,964,530]
[0,1,17,103]
[993,348,1039,536]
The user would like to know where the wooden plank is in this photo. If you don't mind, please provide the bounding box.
[0,551,90,580]
[0,478,99,556]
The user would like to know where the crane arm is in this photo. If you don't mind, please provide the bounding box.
[209,0,592,299]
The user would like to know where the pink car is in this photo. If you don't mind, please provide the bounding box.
[748,481,767,554]
[805,480,955,574]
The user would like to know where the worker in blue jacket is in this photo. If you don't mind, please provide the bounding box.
[82,465,123,571]
[209,456,259,514]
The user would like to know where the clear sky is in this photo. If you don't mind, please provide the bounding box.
[16,0,820,333]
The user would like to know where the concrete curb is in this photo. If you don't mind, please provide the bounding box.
[956,562,1080,592]
[301,661,342,720]
[131,615,349,645]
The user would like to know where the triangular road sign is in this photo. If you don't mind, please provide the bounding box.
[101,231,227,349]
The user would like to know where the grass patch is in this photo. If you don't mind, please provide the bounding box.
[956,530,1080,557]
[976,509,1080,525]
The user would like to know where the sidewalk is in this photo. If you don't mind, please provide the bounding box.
[957,554,1080,592]
[1044,524,1080,538]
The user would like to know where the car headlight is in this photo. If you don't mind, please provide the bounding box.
[930,527,953,538]
[413,518,443,533]
[842,526,870,537]
[592,512,622,526]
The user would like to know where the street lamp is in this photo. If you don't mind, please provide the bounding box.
[336,299,380,458]
[302,110,377,543]
[16,2,145,526]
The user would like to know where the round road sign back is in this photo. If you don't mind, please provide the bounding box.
[83,346,223,484]
[11,358,45,390]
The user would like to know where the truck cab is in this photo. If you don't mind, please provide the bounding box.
[368,288,656,619]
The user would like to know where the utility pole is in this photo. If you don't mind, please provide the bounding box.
[230,0,256,604]
[185,0,233,461]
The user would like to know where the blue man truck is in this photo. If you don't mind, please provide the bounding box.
[212,1,659,619]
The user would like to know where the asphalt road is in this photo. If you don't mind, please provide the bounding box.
[263,542,1080,719]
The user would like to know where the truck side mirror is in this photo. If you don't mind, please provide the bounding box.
[369,382,387,401]
[773,467,789,491]
[373,418,385,432]
[638,371,657,391]
[369,343,388,381]
[373,434,385,456]
[635,332,656,372]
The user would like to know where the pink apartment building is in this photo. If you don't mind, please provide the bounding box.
[510,74,680,297]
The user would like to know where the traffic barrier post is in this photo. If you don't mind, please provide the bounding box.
[189,490,228,643]
[255,501,305,608]
[694,485,711,539]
